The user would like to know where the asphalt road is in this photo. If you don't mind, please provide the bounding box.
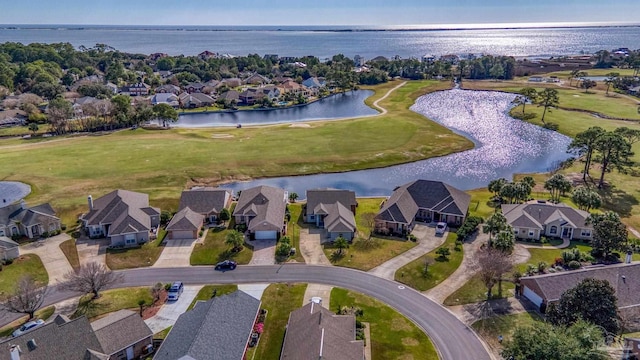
[1,264,492,360]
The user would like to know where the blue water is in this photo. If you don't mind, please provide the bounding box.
[220,89,572,195]
[172,91,376,127]
[1,25,639,59]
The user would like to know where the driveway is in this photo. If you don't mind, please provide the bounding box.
[19,233,74,285]
[368,224,447,280]
[153,238,198,268]
[248,239,276,265]
[144,285,203,334]
[75,237,109,267]
[299,228,331,265]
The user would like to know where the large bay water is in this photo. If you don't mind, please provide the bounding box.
[220,89,572,195]
[1,25,639,59]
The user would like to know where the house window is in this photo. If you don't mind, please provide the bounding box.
[0,229,4,236]
[125,238,136,245]
[581,229,592,237]
[528,230,535,237]
[549,226,557,235]
[513,228,519,234]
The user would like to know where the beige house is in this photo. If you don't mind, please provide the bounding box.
[233,186,287,240]
[502,201,593,241]
[0,202,61,239]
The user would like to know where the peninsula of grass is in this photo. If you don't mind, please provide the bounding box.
[0,80,471,226]
[187,284,238,310]
[245,283,307,360]
[190,226,253,265]
[106,229,166,270]
[395,232,463,291]
[330,288,439,360]
[0,254,48,295]
[59,239,81,271]
[72,287,154,321]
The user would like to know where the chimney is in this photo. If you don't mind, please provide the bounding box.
[10,345,21,360]
[88,195,93,211]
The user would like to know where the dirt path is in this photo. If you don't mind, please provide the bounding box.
[371,81,407,115]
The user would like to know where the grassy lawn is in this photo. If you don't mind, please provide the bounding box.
[395,232,463,291]
[246,283,307,360]
[0,254,48,296]
[59,239,80,271]
[517,241,592,273]
[0,80,471,227]
[106,229,167,270]
[286,202,305,262]
[0,306,56,338]
[153,326,172,340]
[471,312,543,355]
[190,226,253,265]
[72,287,154,321]
[331,288,438,360]
[186,284,238,310]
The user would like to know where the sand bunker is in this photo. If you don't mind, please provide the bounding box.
[289,123,311,128]
[211,134,234,139]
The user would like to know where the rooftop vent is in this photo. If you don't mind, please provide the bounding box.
[26,339,37,351]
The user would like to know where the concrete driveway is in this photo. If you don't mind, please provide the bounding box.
[368,223,447,280]
[19,233,74,285]
[144,285,203,334]
[76,237,109,267]
[248,239,276,265]
[299,228,331,265]
[153,238,197,267]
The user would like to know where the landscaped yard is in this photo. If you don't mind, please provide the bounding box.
[286,202,305,262]
[245,283,307,360]
[106,229,167,270]
[59,239,80,271]
[72,287,154,321]
[0,254,48,295]
[330,288,438,360]
[471,312,543,355]
[0,306,56,338]
[190,226,253,265]
[395,232,463,291]
[187,284,238,310]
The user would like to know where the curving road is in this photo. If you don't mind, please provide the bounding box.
[1,264,491,360]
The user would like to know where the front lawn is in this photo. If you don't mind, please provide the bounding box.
[245,283,307,360]
[444,274,515,306]
[59,239,80,271]
[187,284,238,310]
[0,254,48,295]
[395,232,463,291]
[286,202,306,262]
[190,226,253,265]
[330,288,438,360]
[323,238,415,271]
[105,229,166,270]
[72,287,154,321]
[471,312,543,355]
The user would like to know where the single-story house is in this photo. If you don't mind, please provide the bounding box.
[184,82,206,94]
[233,185,287,240]
[243,73,270,85]
[0,109,27,127]
[151,93,179,108]
[280,301,364,360]
[178,188,232,224]
[80,190,160,247]
[302,77,326,89]
[217,90,240,104]
[0,236,19,261]
[0,311,153,360]
[178,92,215,108]
[166,207,204,240]
[220,78,243,88]
[0,202,61,239]
[277,80,310,96]
[305,189,358,242]
[374,180,470,235]
[154,291,261,360]
[198,50,216,60]
[520,263,640,329]
[502,201,593,241]
[155,84,180,94]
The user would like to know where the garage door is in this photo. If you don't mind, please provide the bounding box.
[523,286,543,308]
[171,230,194,239]
[254,231,277,240]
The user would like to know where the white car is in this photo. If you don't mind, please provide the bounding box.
[12,319,44,337]
[435,222,447,235]
[167,281,184,301]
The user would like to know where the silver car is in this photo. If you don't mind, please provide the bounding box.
[435,222,447,235]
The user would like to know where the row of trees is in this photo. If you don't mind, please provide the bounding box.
[487,177,535,204]
[512,87,560,124]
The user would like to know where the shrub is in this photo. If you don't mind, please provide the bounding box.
[3,258,13,265]
[164,283,172,291]
[456,215,484,241]
[537,261,548,273]
[407,234,417,242]
[568,260,581,270]
[61,224,67,231]
[276,242,292,257]
[554,257,564,266]
[436,247,451,260]
[198,231,204,237]
[41,231,49,238]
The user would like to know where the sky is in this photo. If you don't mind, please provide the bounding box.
[0,0,638,26]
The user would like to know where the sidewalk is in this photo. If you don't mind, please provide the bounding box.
[299,227,333,308]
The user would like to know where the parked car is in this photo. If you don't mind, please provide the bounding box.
[12,319,45,337]
[215,260,237,271]
[167,281,184,301]
[435,222,447,235]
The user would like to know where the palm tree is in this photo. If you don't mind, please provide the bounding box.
[225,230,244,252]
[288,192,298,203]
[334,236,349,255]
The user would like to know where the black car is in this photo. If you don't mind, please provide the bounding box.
[215,260,237,271]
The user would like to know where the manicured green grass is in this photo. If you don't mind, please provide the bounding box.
[106,229,167,270]
[186,284,238,310]
[59,239,80,271]
[72,287,154,321]
[0,254,48,296]
[287,203,305,262]
[471,312,543,354]
[395,232,463,291]
[0,80,471,227]
[331,288,439,360]
[323,238,416,271]
[190,226,253,265]
[544,68,637,78]
[444,274,515,306]
[246,283,307,360]
[517,241,592,273]
[153,326,172,340]
[0,306,56,338]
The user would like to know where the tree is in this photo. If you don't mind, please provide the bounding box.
[334,236,349,255]
[153,103,178,127]
[1,275,47,320]
[568,126,605,181]
[604,72,619,95]
[614,126,640,146]
[493,229,515,254]
[498,182,517,204]
[581,79,597,93]
[536,88,559,124]
[435,247,451,260]
[361,212,376,239]
[219,208,230,224]
[137,299,146,316]
[547,278,620,334]
[47,96,73,135]
[60,262,123,299]
[288,192,298,203]
[544,173,572,203]
[225,230,244,252]
[489,63,504,80]
[151,282,163,304]
[488,178,507,199]
[587,211,628,259]
[28,122,39,135]
[594,131,632,189]
[502,320,607,360]
[517,88,538,114]
[483,212,508,241]
[571,186,601,211]
[475,246,513,299]
[569,69,580,87]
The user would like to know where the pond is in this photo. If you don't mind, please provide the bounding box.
[220,89,573,196]
[170,90,377,127]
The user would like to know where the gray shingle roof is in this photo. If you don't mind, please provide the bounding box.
[91,309,152,356]
[0,202,59,229]
[305,189,357,217]
[154,291,261,360]
[233,186,286,232]
[166,207,204,231]
[502,201,591,230]
[280,302,364,360]
[82,190,159,236]
[324,202,357,233]
[178,188,231,215]
[0,236,19,249]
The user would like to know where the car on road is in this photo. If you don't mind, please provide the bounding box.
[435,222,447,235]
[167,281,184,301]
[12,319,44,337]
[215,260,237,271]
